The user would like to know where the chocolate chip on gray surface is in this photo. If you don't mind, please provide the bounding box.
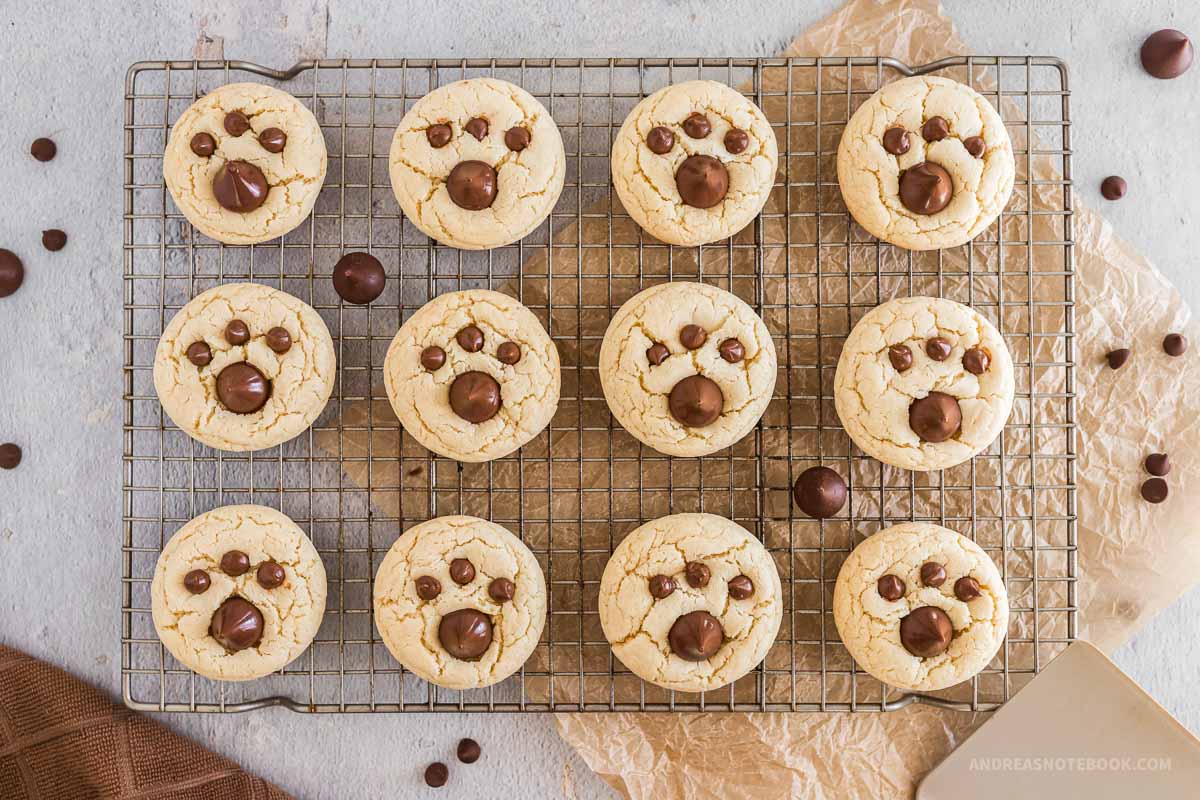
[668,374,723,427]
[646,342,669,366]
[424,762,449,788]
[1141,477,1169,504]
[457,738,481,764]
[718,338,745,363]
[446,160,498,210]
[921,116,950,142]
[925,336,952,361]
[216,362,271,414]
[504,126,530,152]
[675,154,729,209]
[223,111,251,136]
[963,136,986,158]
[30,137,56,162]
[224,319,250,345]
[415,575,441,601]
[186,341,212,367]
[265,326,292,354]
[426,123,452,148]
[41,229,67,252]
[899,162,953,215]
[646,126,675,154]
[449,371,502,423]
[332,252,386,305]
[209,597,264,651]
[684,561,711,589]
[487,577,515,603]
[727,575,754,600]
[183,569,211,595]
[456,325,485,353]
[438,608,493,660]
[792,465,847,519]
[449,557,476,585]
[258,127,287,153]
[920,561,947,588]
[723,127,749,154]
[1100,175,1127,201]
[212,160,269,212]
[668,610,723,661]
[963,346,990,375]
[420,346,446,371]
[0,249,25,298]
[1163,333,1187,356]
[909,391,962,443]
[1141,28,1194,79]
[680,324,707,350]
[496,341,521,365]
[0,443,20,470]
[649,574,676,599]
[1145,452,1171,477]
[888,344,913,372]
[877,574,905,601]
[256,561,286,589]
[1105,348,1131,369]
[464,117,489,141]
[189,132,215,157]
[899,606,953,658]
[682,113,711,139]
[219,549,251,577]
[882,127,910,156]
[953,576,982,602]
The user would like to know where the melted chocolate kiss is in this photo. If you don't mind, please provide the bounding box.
[675,154,729,209]
[446,160,498,210]
[209,597,264,652]
[212,160,269,213]
[668,374,724,427]
[216,362,271,414]
[899,162,952,215]
[908,391,961,443]
[438,608,493,660]
[449,371,502,423]
[899,606,953,658]
[668,610,723,661]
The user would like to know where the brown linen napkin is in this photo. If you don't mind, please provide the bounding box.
[0,645,288,800]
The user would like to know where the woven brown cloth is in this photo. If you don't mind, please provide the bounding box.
[0,645,289,800]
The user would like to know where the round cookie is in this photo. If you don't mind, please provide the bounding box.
[598,513,782,693]
[612,80,778,247]
[599,282,776,457]
[833,522,1008,692]
[383,289,560,462]
[163,82,327,245]
[388,78,565,249]
[373,516,547,690]
[834,296,1013,472]
[154,283,336,452]
[150,504,326,681]
[837,75,1015,251]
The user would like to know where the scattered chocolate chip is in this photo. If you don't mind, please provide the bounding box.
[899,606,953,658]
[449,558,476,585]
[723,128,749,154]
[1141,29,1194,79]
[877,574,905,601]
[216,362,271,414]
[925,336,952,361]
[438,608,493,659]
[223,110,251,137]
[224,319,250,345]
[1100,176,1127,201]
[421,346,446,371]
[0,443,20,470]
[682,113,711,139]
[190,132,215,157]
[426,123,452,148]
[464,117,489,141]
[727,575,754,600]
[424,762,449,788]
[668,374,724,427]
[415,575,441,601]
[457,738,481,764]
[446,160,497,210]
[265,327,292,354]
[30,137,56,162]
[212,160,269,213]
[496,341,521,365]
[909,392,962,443]
[209,597,264,651]
[219,550,251,576]
[1145,453,1171,477]
[41,229,66,252]
[0,249,25,298]
[899,162,953,215]
[488,577,515,603]
[882,127,910,156]
[646,126,675,154]
[649,574,676,599]
[675,154,729,209]
[963,136,986,158]
[668,610,723,661]
[183,569,210,594]
[256,561,285,589]
[954,576,982,602]
[1105,348,1131,369]
[456,325,484,353]
[1163,333,1187,356]
[684,561,711,589]
[1141,477,1169,504]
[791,466,848,519]
[888,344,913,372]
[920,562,947,588]
[718,338,745,363]
[186,341,212,367]
[258,127,287,153]
[646,342,670,366]
[680,324,707,350]
[332,252,386,305]
[504,126,530,152]
[922,116,950,141]
[449,371,502,423]
[963,347,990,375]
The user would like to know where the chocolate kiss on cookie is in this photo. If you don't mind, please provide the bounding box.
[668,610,723,661]
[438,608,493,660]
[213,160,269,213]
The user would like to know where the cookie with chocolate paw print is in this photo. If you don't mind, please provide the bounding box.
[154,283,336,452]
[150,505,327,681]
[599,282,776,457]
[373,516,547,690]
[599,513,782,693]
[384,289,560,462]
[388,78,565,249]
[163,83,327,245]
[612,80,778,246]
[837,75,1015,251]
[834,296,1013,472]
[833,522,1008,692]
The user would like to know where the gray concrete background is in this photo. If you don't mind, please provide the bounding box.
[1,1,1198,798]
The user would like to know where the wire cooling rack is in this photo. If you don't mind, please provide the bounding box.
[122,56,1076,713]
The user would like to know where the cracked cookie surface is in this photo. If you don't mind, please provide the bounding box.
[834,296,1013,471]
[383,289,560,462]
[598,513,782,693]
[388,78,565,250]
[833,522,1008,692]
[373,515,547,690]
[150,504,327,681]
[611,80,778,246]
[154,283,336,452]
[163,83,327,245]
[599,282,776,457]
[836,75,1014,251]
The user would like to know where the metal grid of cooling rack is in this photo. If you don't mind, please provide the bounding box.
[122,56,1076,713]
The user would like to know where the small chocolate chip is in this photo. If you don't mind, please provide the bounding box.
[420,346,446,371]
[1145,453,1170,477]
[496,341,521,365]
[925,336,952,361]
[450,557,476,585]
[0,249,24,298]
[685,561,711,589]
[963,347,990,375]
[488,578,516,603]
[963,136,986,158]
[646,342,669,366]
[415,575,441,601]
[183,569,210,594]
[649,574,676,599]
[457,738,481,764]
[424,762,449,788]
[456,325,484,353]
[464,117,488,141]
[921,116,950,142]
[186,341,212,367]
[646,126,675,154]
[30,137,56,162]
[953,576,982,602]
[882,127,910,155]
[682,113,711,138]
[223,111,251,137]
[256,561,285,589]
[426,123,452,148]
[888,344,913,372]
[224,319,250,345]
[727,575,754,600]
[41,229,67,252]
[1101,176,1127,201]
[265,327,291,354]
[504,126,531,152]
[1105,348,1131,369]
[877,574,905,601]
[723,128,749,154]
[0,443,20,470]
[792,466,847,519]
[1163,333,1187,356]
[190,132,216,157]
[1141,477,1169,504]
[258,127,287,153]
[718,338,745,363]
[220,550,251,577]
[920,562,947,588]
[680,324,707,350]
